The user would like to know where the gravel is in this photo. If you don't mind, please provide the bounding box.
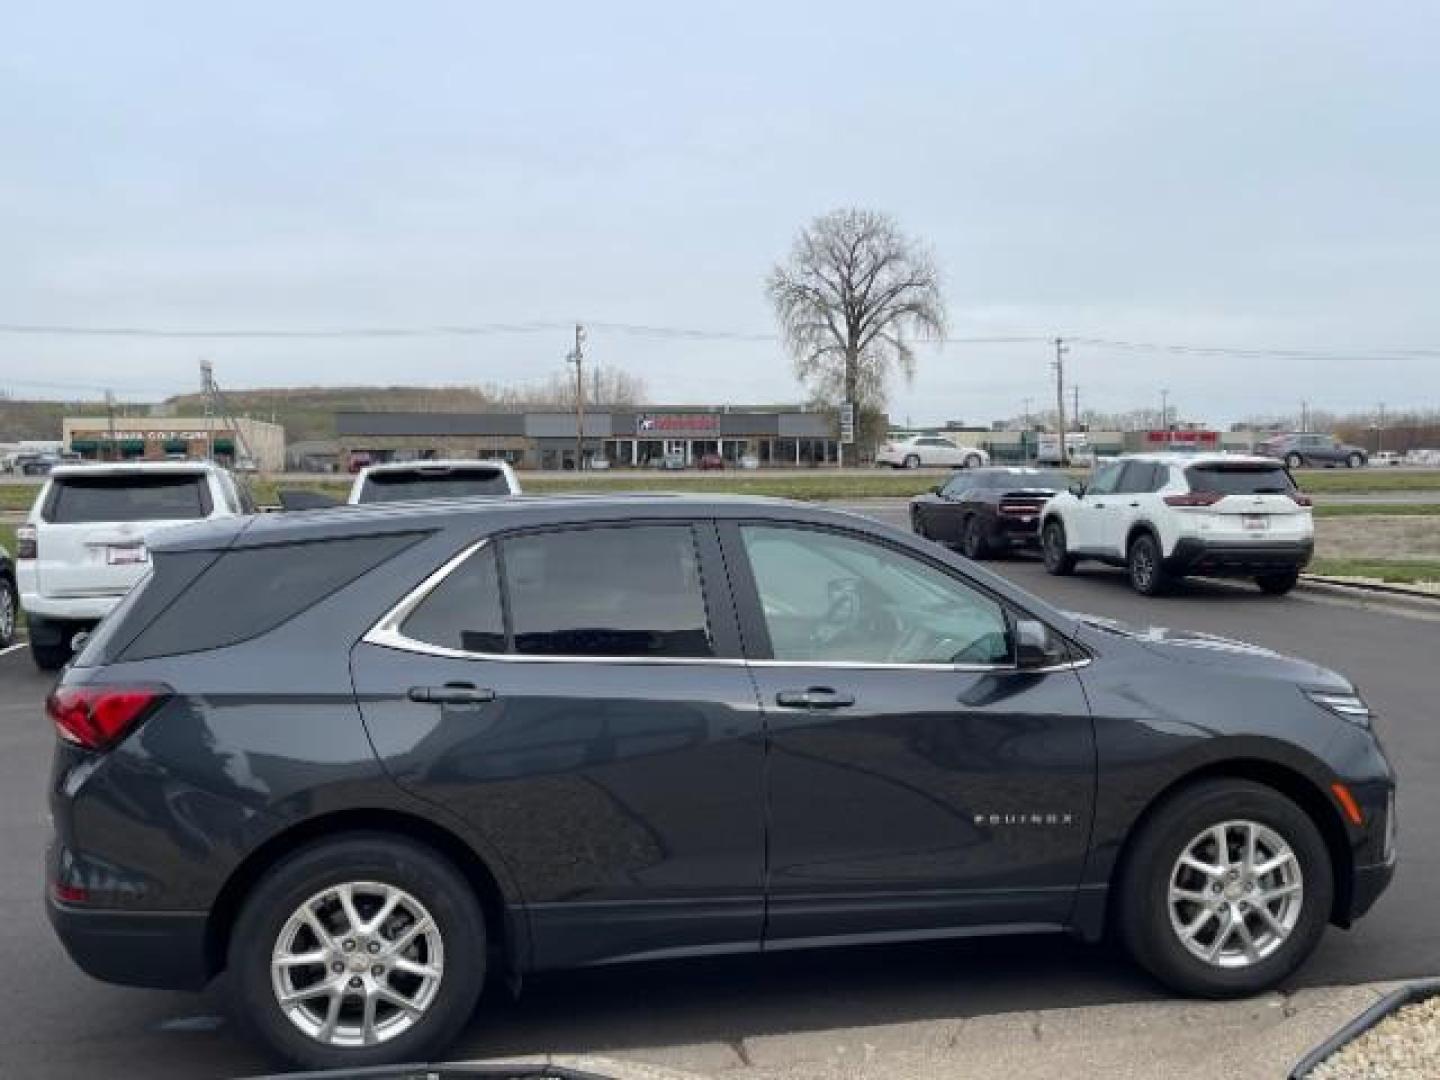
[1308,992,1440,1079]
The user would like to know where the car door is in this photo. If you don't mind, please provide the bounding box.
[932,474,976,543]
[1069,460,1123,551]
[720,521,1095,941]
[351,521,767,970]
[1107,461,1160,553]
[931,438,963,467]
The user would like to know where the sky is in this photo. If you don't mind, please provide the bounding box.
[3,0,1439,426]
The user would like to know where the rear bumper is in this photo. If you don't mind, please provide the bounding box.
[20,590,119,624]
[1163,537,1314,577]
[46,898,210,990]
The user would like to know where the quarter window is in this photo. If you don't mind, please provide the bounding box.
[740,526,1012,665]
[505,526,713,658]
[401,544,506,653]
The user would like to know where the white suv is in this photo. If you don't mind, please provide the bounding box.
[1039,453,1314,596]
[16,462,252,669]
[877,435,989,470]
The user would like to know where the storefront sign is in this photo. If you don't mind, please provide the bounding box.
[635,413,721,434]
[1144,430,1218,445]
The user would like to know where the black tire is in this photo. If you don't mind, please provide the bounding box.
[964,454,983,469]
[28,617,72,671]
[229,834,486,1071]
[1041,519,1076,575]
[1117,779,1332,998]
[910,506,926,539]
[961,516,990,560]
[1347,452,1364,469]
[1285,453,1303,470]
[0,576,16,648]
[1256,570,1301,596]
[904,454,921,470]
[1127,532,1170,596]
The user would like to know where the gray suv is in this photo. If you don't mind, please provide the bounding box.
[46,495,1396,1069]
[1257,433,1367,469]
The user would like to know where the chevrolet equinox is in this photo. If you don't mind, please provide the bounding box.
[45,496,1396,1068]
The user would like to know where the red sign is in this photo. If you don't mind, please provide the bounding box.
[636,413,721,434]
[1145,430,1218,444]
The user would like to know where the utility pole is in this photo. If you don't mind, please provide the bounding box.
[1051,338,1067,463]
[1377,402,1386,454]
[1160,389,1169,431]
[566,324,587,471]
[105,388,117,461]
[200,359,215,461]
[1072,385,1080,431]
[1300,401,1309,433]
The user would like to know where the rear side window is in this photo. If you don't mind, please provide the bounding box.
[46,474,211,523]
[506,527,713,657]
[401,545,505,653]
[1185,464,1297,496]
[358,468,511,503]
[119,532,423,660]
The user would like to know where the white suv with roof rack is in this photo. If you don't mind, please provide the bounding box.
[15,461,253,669]
[1038,453,1314,596]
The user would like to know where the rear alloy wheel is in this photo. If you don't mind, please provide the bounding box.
[961,516,990,560]
[27,617,72,671]
[1118,779,1331,997]
[1347,452,1364,469]
[232,835,485,1070]
[904,454,921,470]
[1127,533,1169,596]
[1256,569,1301,596]
[1041,520,1076,575]
[1285,453,1303,470]
[0,577,16,648]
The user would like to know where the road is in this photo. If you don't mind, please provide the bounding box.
[0,515,1437,1078]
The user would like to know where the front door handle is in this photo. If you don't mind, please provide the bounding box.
[1093,501,1106,508]
[1128,501,1140,507]
[775,688,856,709]
[408,683,496,705]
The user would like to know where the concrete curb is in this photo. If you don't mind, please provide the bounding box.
[1297,576,1440,616]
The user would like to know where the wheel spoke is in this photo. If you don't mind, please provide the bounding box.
[336,884,364,936]
[1180,853,1224,877]
[1253,851,1296,877]
[316,986,345,1043]
[375,984,422,1017]
[1180,908,1217,942]
[1209,825,1231,868]
[1169,885,1209,905]
[361,987,379,1045]
[300,906,337,951]
[364,888,401,935]
[276,950,328,969]
[1252,900,1291,939]
[392,955,442,979]
[1257,880,1301,904]
[1234,915,1260,962]
[1242,823,1257,877]
[278,977,335,1007]
[387,916,433,957]
[1206,915,1236,961]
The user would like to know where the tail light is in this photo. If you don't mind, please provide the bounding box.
[1164,492,1223,507]
[46,685,169,751]
[16,524,37,559]
[1289,493,1313,507]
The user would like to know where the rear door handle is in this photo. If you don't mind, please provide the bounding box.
[1128,501,1140,507]
[775,688,856,709]
[408,684,496,705]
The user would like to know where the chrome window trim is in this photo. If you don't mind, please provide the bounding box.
[362,535,1093,674]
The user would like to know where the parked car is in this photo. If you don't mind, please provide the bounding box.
[697,452,724,471]
[0,542,17,648]
[588,456,611,471]
[46,495,1394,1069]
[1257,433,1367,469]
[877,434,989,470]
[1370,451,1402,467]
[1039,453,1314,595]
[658,451,687,470]
[910,467,1071,559]
[739,453,760,470]
[16,462,253,669]
[348,461,520,504]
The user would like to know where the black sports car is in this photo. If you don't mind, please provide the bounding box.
[910,466,1071,559]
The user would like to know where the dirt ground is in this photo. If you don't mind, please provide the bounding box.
[1317,516,1440,558]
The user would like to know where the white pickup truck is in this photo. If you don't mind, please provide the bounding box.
[16,462,252,669]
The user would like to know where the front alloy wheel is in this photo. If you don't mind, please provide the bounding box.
[1168,822,1303,969]
[0,578,16,647]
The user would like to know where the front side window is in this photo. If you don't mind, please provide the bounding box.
[1087,461,1123,497]
[505,526,712,658]
[740,526,1012,666]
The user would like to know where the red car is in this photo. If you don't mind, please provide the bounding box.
[697,452,724,471]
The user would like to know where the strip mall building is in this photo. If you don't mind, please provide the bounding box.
[336,408,842,470]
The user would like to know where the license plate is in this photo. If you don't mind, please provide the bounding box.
[107,544,148,565]
[1242,515,1269,531]
[1017,515,1033,523]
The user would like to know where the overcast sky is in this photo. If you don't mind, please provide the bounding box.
[4,1,1439,425]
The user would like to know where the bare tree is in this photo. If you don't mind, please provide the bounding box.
[767,209,946,460]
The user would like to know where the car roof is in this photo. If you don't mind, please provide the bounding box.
[358,459,512,475]
[46,461,222,478]
[1116,452,1280,467]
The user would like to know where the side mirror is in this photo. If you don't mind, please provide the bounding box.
[1068,481,1086,498]
[1013,618,1060,668]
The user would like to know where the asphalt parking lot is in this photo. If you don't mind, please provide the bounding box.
[1,511,1436,1079]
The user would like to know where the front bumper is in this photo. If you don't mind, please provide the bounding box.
[1163,537,1314,577]
[46,897,210,990]
[1347,859,1397,923]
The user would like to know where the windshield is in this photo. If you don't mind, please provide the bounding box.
[1184,464,1297,496]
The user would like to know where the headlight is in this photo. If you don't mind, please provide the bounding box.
[1307,690,1372,725]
